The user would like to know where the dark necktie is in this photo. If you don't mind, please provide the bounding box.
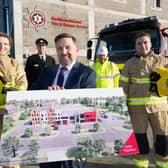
[57,67,67,87]
[41,56,45,64]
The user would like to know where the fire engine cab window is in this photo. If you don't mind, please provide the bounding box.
[97,29,160,63]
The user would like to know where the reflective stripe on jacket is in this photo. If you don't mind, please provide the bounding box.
[90,59,120,88]
[127,96,167,105]
[133,159,149,168]
[0,55,28,107]
[156,160,168,168]
[119,51,168,113]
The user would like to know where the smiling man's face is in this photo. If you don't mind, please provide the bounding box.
[55,37,79,66]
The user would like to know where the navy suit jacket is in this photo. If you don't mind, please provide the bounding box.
[30,61,96,90]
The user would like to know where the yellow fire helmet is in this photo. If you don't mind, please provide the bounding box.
[151,67,168,97]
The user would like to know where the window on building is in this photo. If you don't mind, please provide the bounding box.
[154,0,160,8]
[112,0,126,3]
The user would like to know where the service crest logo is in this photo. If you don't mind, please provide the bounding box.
[29,10,46,27]
[23,7,48,32]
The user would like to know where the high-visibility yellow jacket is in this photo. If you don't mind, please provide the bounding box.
[90,59,120,88]
[0,55,28,110]
[119,51,168,113]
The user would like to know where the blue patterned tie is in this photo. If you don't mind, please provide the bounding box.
[57,67,67,87]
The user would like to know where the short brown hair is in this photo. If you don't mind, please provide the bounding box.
[0,32,13,46]
[135,32,151,41]
[54,33,77,44]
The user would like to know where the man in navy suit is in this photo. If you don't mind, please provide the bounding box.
[25,38,56,89]
[30,33,96,168]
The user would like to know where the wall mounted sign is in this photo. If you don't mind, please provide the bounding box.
[51,16,88,29]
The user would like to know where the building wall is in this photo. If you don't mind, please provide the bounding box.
[95,0,142,14]
[13,0,168,65]
[146,0,168,26]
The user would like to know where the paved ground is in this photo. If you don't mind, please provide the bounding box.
[21,126,155,168]
[21,154,155,168]
[86,156,134,168]
[86,155,155,168]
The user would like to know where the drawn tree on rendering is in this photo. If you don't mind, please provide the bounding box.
[22,139,40,162]
[61,98,66,104]
[78,137,94,156]
[23,128,33,138]
[75,124,81,134]
[44,125,52,136]
[2,116,14,133]
[28,139,40,156]
[80,98,92,106]
[1,136,23,157]
[67,137,106,158]
[114,139,124,154]
[93,123,100,132]
[19,111,29,120]
[67,137,93,158]
[93,139,105,155]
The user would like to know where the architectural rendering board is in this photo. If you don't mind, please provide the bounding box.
[0,88,139,166]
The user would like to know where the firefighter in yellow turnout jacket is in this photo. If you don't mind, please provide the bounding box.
[0,32,27,168]
[120,32,168,168]
[90,46,120,88]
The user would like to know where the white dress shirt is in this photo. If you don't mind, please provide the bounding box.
[39,54,46,62]
[52,61,76,87]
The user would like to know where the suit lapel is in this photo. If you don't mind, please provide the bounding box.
[45,55,49,63]
[46,64,59,86]
[64,62,80,89]
[54,64,59,78]
[36,54,43,64]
